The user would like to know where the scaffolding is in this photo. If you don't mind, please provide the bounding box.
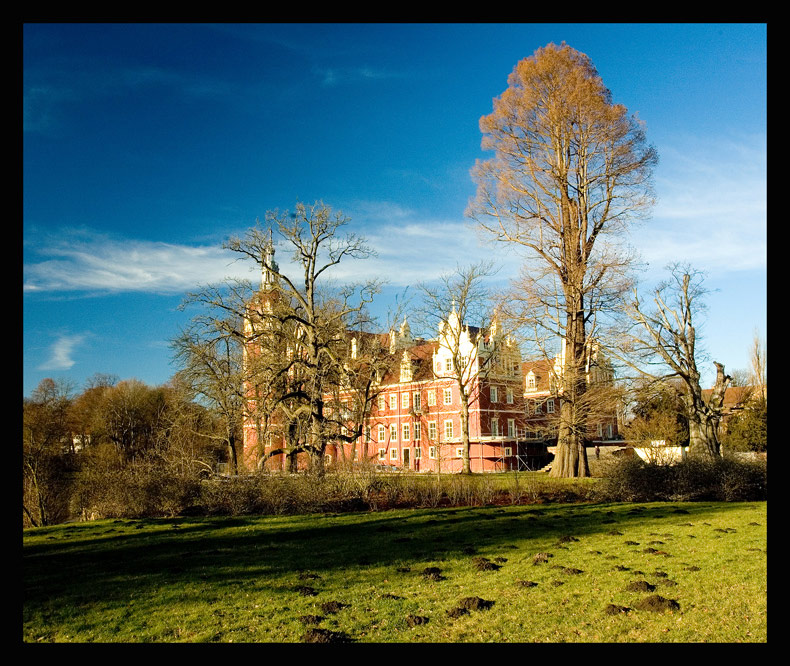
[476,429,553,473]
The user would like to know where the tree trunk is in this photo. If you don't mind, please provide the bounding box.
[227,430,239,475]
[686,362,730,459]
[460,389,472,474]
[550,288,590,478]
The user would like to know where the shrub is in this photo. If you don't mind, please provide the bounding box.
[596,455,767,502]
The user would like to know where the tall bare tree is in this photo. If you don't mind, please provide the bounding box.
[622,264,731,458]
[414,262,503,474]
[225,202,382,476]
[468,42,657,477]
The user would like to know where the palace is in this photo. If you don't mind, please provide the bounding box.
[241,238,619,472]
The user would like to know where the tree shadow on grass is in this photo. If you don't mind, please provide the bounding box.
[23,500,762,612]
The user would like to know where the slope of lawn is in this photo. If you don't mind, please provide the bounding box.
[23,501,766,643]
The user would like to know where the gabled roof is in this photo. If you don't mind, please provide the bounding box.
[521,359,554,393]
[702,385,766,411]
[378,339,438,385]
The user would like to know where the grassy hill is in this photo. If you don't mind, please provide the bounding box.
[23,500,766,642]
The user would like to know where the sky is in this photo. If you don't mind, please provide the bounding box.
[23,23,767,397]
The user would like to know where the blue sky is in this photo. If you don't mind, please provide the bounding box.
[23,23,767,397]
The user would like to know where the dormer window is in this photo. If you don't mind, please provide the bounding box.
[526,371,537,392]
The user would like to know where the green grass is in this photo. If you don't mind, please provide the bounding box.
[23,501,766,643]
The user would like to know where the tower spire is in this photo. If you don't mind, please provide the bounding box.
[261,228,279,289]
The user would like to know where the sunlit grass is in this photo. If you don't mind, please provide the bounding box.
[23,501,766,643]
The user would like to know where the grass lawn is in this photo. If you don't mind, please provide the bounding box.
[23,501,766,643]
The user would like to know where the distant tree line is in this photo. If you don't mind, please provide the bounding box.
[23,374,229,527]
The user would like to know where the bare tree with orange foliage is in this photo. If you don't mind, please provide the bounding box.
[468,43,657,477]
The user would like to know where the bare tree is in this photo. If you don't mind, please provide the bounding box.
[414,261,520,474]
[225,202,382,476]
[622,264,731,458]
[468,42,657,477]
[749,328,767,401]
[170,312,246,473]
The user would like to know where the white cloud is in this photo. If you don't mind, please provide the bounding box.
[23,228,256,294]
[39,334,86,371]
[632,133,766,276]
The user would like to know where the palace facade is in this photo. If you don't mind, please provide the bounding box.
[241,239,619,473]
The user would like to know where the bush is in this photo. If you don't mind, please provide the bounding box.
[74,451,203,520]
[596,455,767,502]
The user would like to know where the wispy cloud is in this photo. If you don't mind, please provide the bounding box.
[318,66,404,87]
[38,333,86,371]
[23,61,236,134]
[24,228,254,294]
[631,133,766,276]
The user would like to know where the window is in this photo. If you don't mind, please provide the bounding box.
[508,419,515,438]
[547,399,555,414]
[504,446,513,457]
[428,421,437,441]
[401,392,409,409]
[413,392,421,411]
[445,420,454,440]
[414,422,421,441]
[490,386,499,403]
[414,447,421,459]
[506,387,514,404]
[526,372,536,391]
[445,358,453,372]
[378,448,386,460]
[402,423,410,440]
[390,448,398,460]
[390,424,397,441]
[491,418,499,437]
[365,426,371,442]
[607,424,613,439]
[443,388,452,405]
[378,425,386,442]
[389,394,397,410]
[378,395,385,411]
[427,390,436,406]
[456,447,463,458]
[429,446,436,459]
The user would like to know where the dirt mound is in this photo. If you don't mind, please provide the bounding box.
[301,628,352,643]
[297,615,324,625]
[296,586,317,597]
[458,596,495,611]
[555,535,579,544]
[625,581,656,593]
[405,614,429,627]
[473,557,501,571]
[604,604,631,615]
[516,580,538,587]
[532,552,553,565]
[320,600,349,614]
[421,567,445,581]
[633,595,680,612]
